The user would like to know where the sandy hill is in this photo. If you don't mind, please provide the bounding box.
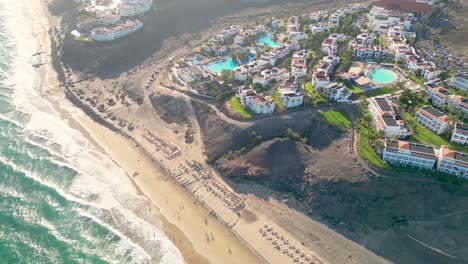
[216,138,311,188]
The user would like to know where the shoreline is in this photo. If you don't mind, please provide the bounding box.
[32,0,264,263]
[28,0,413,263]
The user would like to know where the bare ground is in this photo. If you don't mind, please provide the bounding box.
[204,104,468,264]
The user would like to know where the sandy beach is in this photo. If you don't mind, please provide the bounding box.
[24,0,432,263]
[30,0,264,263]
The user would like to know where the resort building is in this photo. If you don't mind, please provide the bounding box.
[291,57,307,78]
[246,95,275,114]
[253,67,289,88]
[351,44,388,60]
[286,16,305,41]
[321,34,345,56]
[387,25,406,39]
[312,71,330,89]
[438,146,468,178]
[328,9,348,28]
[349,33,374,47]
[421,83,454,107]
[119,0,152,17]
[390,36,412,60]
[450,74,468,91]
[238,86,276,114]
[312,55,340,89]
[421,66,441,80]
[91,20,143,41]
[270,18,283,29]
[309,11,328,22]
[383,139,437,169]
[448,96,468,117]
[451,122,468,146]
[234,60,267,82]
[367,5,415,33]
[279,90,304,109]
[320,82,351,102]
[309,23,328,35]
[202,42,228,56]
[260,44,294,66]
[77,17,99,31]
[96,11,121,25]
[368,96,410,138]
[415,106,451,135]
[234,25,265,46]
[212,25,242,44]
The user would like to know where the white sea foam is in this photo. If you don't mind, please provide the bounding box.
[0,1,184,263]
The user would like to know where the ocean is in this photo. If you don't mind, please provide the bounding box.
[0,1,183,263]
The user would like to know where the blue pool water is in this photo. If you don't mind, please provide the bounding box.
[207,56,238,72]
[242,52,256,64]
[207,52,256,73]
[370,68,398,83]
[187,58,200,64]
[257,33,279,47]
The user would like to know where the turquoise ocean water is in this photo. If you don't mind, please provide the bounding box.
[0,2,182,264]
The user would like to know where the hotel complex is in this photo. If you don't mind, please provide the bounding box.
[438,146,468,178]
[91,20,143,41]
[451,122,468,146]
[75,0,152,41]
[368,96,409,138]
[415,106,450,135]
[383,140,436,170]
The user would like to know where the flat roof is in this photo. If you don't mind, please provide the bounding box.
[456,122,468,131]
[455,152,468,162]
[386,139,435,155]
[410,143,435,155]
[420,106,447,118]
[382,114,397,126]
[374,97,393,112]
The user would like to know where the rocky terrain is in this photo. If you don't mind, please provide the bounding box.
[205,103,468,263]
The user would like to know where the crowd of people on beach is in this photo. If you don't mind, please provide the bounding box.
[259,223,317,264]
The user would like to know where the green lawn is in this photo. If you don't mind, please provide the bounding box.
[343,79,363,94]
[405,114,465,152]
[230,96,253,118]
[304,82,327,106]
[365,86,395,97]
[320,110,352,128]
[357,125,390,169]
[408,73,424,84]
[272,89,285,110]
[74,36,93,42]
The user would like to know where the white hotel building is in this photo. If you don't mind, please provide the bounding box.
[421,83,454,107]
[415,106,450,135]
[451,122,468,146]
[368,96,410,138]
[438,146,468,178]
[450,74,468,91]
[280,90,304,109]
[383,139,437,170]
[119,0,152,17]
[237,86,275,114]
[253,67,289,88]
[91,20,143,41]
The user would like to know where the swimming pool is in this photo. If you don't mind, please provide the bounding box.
[370,68,398,83]
[207,56,238,72]
[257,33,279,47]
[187,57,200,64]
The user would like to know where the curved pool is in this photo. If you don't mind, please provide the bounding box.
[207,56,238,73]
[370,68,398,83]
[257,33,279,47]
